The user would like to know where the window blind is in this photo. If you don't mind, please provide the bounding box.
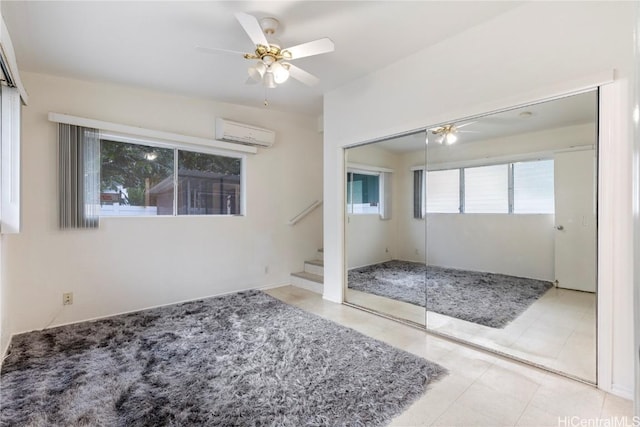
[413,169,424,218]
[58,124,100,228]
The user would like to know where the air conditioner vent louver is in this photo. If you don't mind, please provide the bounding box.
[215,117,275,148]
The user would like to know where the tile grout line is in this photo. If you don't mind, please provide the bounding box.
[512,383,543,427]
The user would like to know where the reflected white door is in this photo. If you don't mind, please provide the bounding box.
[554,149,597,292]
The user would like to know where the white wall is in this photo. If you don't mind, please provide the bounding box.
[323,1,634,397]
[426,214,555,281]
[346,214,393,269]
[1,72,323,347]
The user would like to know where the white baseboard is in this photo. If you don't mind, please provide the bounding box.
[610,383,634,401]
[257,282,291,291]
[18,282,292,336]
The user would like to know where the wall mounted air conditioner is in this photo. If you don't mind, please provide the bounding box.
[215,117,275,148]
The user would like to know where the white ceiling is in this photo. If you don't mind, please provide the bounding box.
[2,1,523,116]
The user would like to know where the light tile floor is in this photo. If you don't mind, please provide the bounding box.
[346,286,596,382]
[267,286,632,427]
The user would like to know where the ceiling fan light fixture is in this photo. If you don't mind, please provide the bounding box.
[270,62,290,84]
[263,72,277,88]
[262,55,275,66]
[248,61,267,82]
[445,132,458,145]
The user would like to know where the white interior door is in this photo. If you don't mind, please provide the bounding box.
[554,149,597,292]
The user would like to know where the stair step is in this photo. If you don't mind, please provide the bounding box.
[291,271,323,295]
[303,259,324,275]
[291,271,323,283]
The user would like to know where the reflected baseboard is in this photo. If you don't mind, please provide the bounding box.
[342,301,425,329]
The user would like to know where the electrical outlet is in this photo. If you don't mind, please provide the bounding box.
[63,292,73,306]
[264,266,269,274]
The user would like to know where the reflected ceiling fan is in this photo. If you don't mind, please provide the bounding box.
[428,122,477,145]
[197,12,334,90]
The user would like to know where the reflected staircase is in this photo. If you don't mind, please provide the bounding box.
[291,248,324,294]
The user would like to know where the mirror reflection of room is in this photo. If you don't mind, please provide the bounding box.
[345,136,427,325]
[345,90,597,383]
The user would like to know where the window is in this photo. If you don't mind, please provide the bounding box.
[100,138,243,217]
[178,150,242,215]
[100,140,174,216]
[418,159,554,215]
[426,169,460,213]
[347,172,380,214]
[464,164,509,213]
[513,159,554,214]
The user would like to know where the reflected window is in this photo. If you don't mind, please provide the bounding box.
[465,164,509,213]
[422,160,555,215]
[426,169,460,213]
[347,172,380,214]
[513,159,554,214]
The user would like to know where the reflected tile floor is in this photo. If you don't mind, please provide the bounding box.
[346,286,596,381]
[266,286,632,427]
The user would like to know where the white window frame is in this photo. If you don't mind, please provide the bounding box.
[0,85,21,233]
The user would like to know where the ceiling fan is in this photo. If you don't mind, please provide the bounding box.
[197,12,334,90]
[428,122,477,145]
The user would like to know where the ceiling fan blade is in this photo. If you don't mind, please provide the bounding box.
[287,64,320,86]
[455,121,477,129]
[196,45,246,56]
[235,12,269,47]
[282,38,334,60]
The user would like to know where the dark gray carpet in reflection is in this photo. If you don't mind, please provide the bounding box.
[348,260,553,328]
[1,290,447,426]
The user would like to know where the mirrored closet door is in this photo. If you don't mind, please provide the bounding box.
[344,90,598,383]
[423,91,597,382]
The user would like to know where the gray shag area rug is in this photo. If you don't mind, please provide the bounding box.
[348,260,553,328]
[1,290,446,426]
